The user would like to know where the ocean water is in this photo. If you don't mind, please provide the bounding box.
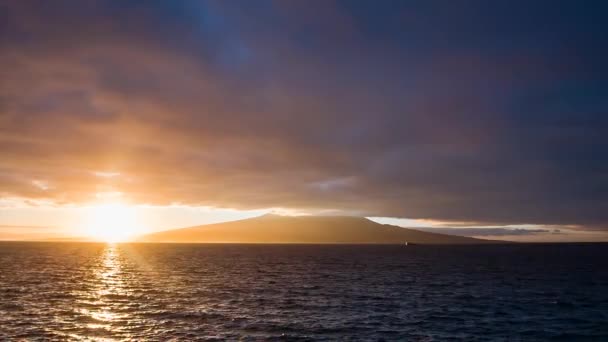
[0,243,607,341]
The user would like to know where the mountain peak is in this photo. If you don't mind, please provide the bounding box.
[139,215,495,244]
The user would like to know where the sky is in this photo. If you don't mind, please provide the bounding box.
[1,0,607,241]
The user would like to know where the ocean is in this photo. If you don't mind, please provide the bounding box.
[1,242,607,341]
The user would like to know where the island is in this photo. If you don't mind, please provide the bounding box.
[137,214,496,244]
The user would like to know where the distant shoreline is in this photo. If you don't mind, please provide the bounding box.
[4,240,608,245]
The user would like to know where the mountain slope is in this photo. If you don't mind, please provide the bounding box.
[138,214,494,244]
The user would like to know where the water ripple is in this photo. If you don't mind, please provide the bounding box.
[0,242,607,340]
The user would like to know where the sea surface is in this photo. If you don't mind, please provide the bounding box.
[0,242,607,341]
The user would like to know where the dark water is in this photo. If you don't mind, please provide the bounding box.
[0,243,607,341]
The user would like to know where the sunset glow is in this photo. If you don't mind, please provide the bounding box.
[83,203,143,242]
[0,1,606,241]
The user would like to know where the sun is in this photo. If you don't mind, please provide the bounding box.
[83,203,143,242]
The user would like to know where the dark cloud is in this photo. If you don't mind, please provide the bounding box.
[412,227,560,237]
[1,0,607,229]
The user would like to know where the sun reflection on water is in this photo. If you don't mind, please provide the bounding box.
[73,244,131,340]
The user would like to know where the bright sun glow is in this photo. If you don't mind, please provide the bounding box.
[83,203,143,242]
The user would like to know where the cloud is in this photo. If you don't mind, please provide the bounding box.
[412,227,559,237]
[0,1,607,230]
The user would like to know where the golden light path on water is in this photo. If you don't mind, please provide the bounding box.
[67,244,141,341]
[77,245,121,340]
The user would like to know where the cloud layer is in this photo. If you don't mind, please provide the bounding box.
[1,1,607,229]
[413,227,560,237]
